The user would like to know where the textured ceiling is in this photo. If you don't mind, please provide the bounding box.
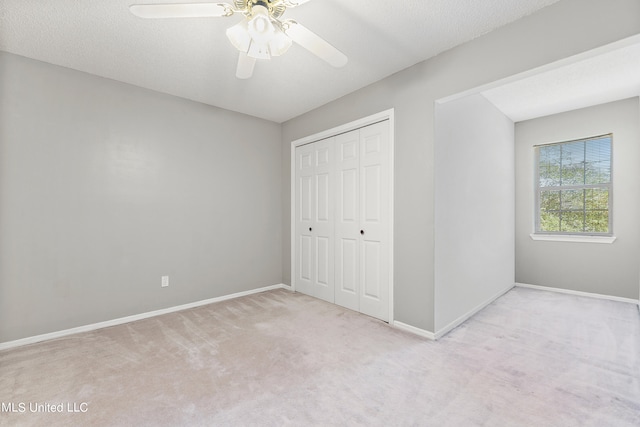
[0,0,562,122]
[483,41,640,122]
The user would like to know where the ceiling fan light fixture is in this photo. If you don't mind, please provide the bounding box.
[247,41,271,60]
[268,30,292,56]
[247,5,274,45]
[228,3,290,60]
[226,20,251,52]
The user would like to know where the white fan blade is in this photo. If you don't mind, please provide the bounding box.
[130,3,234,19]
[236,52,256,79]
[282,20,347,68]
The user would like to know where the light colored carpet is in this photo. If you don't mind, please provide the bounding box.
[1,287,639,426]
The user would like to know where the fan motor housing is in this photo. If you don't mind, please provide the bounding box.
[240,0,286,19]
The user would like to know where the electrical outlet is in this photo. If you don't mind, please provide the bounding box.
[161,276,169,287]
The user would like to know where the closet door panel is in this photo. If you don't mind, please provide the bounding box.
[338,238,358,294]
[362,240,381,299]
[299,235,313,282]
[341,169,358,222]
[313,138,335,303]
[295,143,315,297]
[358,121,390,321]
[334,129,360,311]
[362,165,382,223]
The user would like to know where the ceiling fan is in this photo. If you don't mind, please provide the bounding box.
[129,0,348,79]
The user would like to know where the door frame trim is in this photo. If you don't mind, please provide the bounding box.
[290,109,395,324]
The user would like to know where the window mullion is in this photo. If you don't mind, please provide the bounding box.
[582,143,586,232]
[540,184,607,191]
[582,188,586,232]
[559,144,563,232]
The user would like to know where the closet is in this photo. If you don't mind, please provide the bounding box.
[294,119,391,322]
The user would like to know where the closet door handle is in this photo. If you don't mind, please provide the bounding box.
[309,227,312,232]
[360,230,364,235]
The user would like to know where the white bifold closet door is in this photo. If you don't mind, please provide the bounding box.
[295,137,335,303]
[334,121,390,321]
[295,120,390,322]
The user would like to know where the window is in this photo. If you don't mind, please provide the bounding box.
[535,134,612,235]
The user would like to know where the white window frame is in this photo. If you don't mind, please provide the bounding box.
[532,134,614,243]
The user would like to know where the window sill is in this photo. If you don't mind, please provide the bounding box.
[529,234,616,244]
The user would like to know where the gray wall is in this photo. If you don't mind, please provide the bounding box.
[281,0,640,332]
[434,94,514,332]
[0,52,282,342]
[515,98,640,299]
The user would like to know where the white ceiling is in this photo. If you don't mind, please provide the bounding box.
[0,0,563,123]
[483,41,640,122]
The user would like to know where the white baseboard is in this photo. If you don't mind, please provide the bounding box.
[392,321,436,340]
[278,283,292,292]
[515,282,639,305]
[0,283,290,351]
[434,284,515,340]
